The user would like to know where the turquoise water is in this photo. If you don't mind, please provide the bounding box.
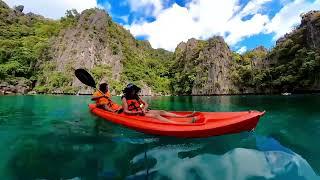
[0,95,319,179]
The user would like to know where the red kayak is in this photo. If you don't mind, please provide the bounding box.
[89,104,265,138]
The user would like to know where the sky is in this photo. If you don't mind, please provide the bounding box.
[4,0,320,53]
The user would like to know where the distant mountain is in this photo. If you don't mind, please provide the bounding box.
[171,11,320,95]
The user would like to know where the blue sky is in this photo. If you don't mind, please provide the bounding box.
[4,0,320,53]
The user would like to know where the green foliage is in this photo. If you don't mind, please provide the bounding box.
[60,9,79,28]
[108,79,123,94]
[170,70,197,95]
[230,63,254,86]
[231,29,320,93]
[0,3,63,84]
[0,61,27,79]
[170,40,210,95]
[91,65,112,81]
[232,52,242,63]
[35,60,77,93]
[1,3,174,94]
[2,1,319,95]
[35,70,72,93]
[33,85,49,93]
[106,19,174,94]
[34,21,61,37]
[62,86,79,94]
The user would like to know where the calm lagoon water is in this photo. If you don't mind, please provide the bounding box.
[0,95,319,179]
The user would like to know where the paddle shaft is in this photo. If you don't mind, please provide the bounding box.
[96,87,107,97]
[74,68,109,98]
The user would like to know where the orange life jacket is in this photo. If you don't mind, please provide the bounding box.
[92,91,121,111]
[126,98,145,112]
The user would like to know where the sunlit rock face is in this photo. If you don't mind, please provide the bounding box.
[173,36,237,95]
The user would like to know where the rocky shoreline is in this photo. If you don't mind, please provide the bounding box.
[1,85,319,96]
[0,82,31,95]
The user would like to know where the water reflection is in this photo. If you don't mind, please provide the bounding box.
[129,135,319,180]
[1,95,320,179]
[4,121,320,180]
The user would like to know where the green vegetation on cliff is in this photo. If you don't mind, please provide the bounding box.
[105,19,173,94]
[230,48,270,92]
[170,37,235,95]
[0,1,173,94]
[1,0,319,95]
[170,40,209,95]
[0,2,62,88]
[230,11,320,93]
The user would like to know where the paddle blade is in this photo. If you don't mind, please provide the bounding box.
[74,69,96,88]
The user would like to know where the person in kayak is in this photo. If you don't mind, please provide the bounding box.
[121,83,198,123]
[92,82,122,113]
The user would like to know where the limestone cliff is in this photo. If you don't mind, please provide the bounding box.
[171,37,237,95]
[39,8,173,95]
[251,46,269,69]
[49,9,123,94]
[1,0,173,95]
[275,11,320,52]
[268,10,320,92]
[300,11,320,50]
[295,11,320,90]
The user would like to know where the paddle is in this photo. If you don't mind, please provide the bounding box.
[74,68,105,95]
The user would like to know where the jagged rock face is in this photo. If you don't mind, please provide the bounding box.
[193,37,236,95]
[251,46,269,69]
[276,11,320,50]
[301,11,320,50]
[140,83,153,96]
[174,36,237,95]
[51,9,123,93]
[0,0,9,9]
[14,5,24,13]
[272,10,320,91]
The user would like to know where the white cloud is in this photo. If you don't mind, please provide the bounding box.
[3,0,98,19]
[237,46,247,54]
[119,15,129,23]
[129,0,320,51]
[129,0,271,51]
[239,0,272,17]
[127,0,164,17]
[130,4,199,50]
[225,13,269,45]
[100,1,112,12]
[265,0,320,40]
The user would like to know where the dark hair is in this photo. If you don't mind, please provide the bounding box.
[99,83,108,92]
[122,83,141,100]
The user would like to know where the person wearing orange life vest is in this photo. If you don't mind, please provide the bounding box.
[121,83,198,123]
[92,82,122,113]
